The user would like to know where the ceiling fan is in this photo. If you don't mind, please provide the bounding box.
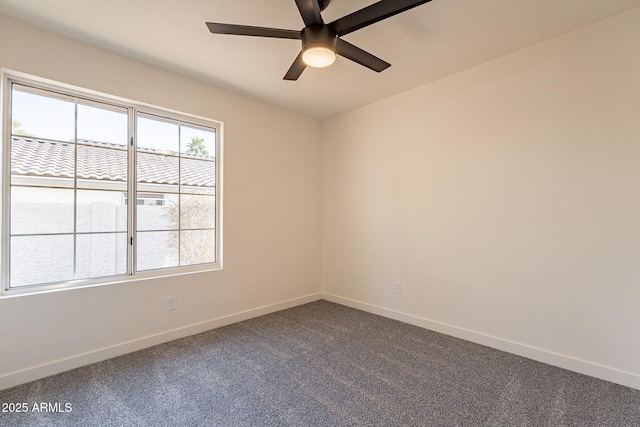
[206,0,433,81]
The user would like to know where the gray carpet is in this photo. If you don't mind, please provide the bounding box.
[1,300,639,426]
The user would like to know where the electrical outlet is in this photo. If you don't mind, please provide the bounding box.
[165,295,177,311]
[394,281,402,294]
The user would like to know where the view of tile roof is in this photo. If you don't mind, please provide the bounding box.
[11,137,215,188]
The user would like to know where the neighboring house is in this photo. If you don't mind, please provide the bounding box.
[9,136,216,286]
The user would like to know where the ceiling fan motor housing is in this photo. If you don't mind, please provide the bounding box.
[318,0,330,12]
[301,25,337,52]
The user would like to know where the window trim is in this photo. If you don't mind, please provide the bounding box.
[1,69,223,296]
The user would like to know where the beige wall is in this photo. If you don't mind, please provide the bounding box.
[321,8,640,389]
[0,13,321,388]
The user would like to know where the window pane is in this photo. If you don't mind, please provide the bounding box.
[11,138,74,182]
[180,194,215,229]
[10,235,74,287]
[180,125,215,157]
[77,144,127,186]
[137,231,179,271]
[77,101,128,146]
[77,190,127,233]
[137,152,179,186]
[137,114,179,153]
[11,187,74,234]
[11,85,75,142]
[181,157,215,192]
[137,193,178,231]
[76,233,127,279]
[180,230,215,266]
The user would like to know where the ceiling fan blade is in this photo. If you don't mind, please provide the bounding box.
[295,0,324,26]
[284,51,307,81]
[336,39,390,72]
[330,0,433,36]
[206,22,300,39]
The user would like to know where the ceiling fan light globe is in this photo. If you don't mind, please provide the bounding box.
[302,46,336,68]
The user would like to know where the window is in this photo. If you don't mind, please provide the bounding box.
[124,194,167,207]
[2,72,222,294]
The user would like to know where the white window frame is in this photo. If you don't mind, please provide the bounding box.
[0,69,223,296]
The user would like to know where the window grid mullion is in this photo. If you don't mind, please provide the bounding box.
[11,231,127,238]
[73,97,79,279]
[128,107,137,276]
[178,124,182,267]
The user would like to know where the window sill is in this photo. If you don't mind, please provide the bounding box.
[0,264,222,298]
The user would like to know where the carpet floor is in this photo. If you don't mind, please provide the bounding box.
[1,300,639,426]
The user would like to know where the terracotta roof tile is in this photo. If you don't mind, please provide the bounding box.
[11,137,215,188]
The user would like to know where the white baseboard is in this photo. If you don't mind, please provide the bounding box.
[0,292,322,391]
[322,292,640,391]
[4,292,638,392]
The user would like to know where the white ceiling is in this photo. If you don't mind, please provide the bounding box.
[1,0,639,120]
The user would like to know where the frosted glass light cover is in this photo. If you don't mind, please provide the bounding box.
[302,46,336,68]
